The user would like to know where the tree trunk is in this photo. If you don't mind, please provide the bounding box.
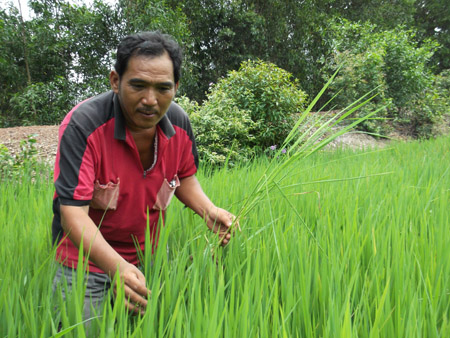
[17,0,32,85]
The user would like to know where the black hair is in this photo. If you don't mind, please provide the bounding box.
[114,31,182,83]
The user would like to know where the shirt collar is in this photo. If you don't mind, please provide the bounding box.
[113,92,176,141]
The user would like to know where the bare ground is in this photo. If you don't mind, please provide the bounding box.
[0,124,401,165]
[1,118,448,165]
[0,125,59,165]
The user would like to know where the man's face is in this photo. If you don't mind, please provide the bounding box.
[110,53,178,132]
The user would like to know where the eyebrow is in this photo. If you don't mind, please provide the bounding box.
[128,78,174,87]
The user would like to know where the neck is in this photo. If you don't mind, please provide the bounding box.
[130,127,158,170]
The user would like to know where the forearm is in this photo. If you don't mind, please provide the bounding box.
[60,205,127,277]
[175,175,215,219]
[60,204,150,314]
[175,175,236,245]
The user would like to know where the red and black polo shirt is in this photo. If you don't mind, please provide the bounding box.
[52,91,198,273]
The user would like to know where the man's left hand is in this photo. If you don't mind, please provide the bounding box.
[204,206,239,246]
[175,175,240,246]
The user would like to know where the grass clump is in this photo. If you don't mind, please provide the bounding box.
[177,60,308,167]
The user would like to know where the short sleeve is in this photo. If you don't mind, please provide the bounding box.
[54,123,96,205]
[165,102,199,170]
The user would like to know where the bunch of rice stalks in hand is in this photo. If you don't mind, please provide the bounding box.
[216,70,386,251]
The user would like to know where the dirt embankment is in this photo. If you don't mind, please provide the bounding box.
[0,125,59,165]
[0,124,392,165]
[1,119,448,165]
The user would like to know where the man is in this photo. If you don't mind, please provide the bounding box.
[52,31,236,318]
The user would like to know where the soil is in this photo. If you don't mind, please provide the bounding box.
[0,120,447,165]
[0,125,59,165]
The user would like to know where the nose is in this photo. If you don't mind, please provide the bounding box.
[142,88,157,106]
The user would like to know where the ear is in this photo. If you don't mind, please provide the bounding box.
[174,81,179,94]
[110,70,120,93]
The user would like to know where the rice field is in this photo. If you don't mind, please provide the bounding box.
[1,135,449,337]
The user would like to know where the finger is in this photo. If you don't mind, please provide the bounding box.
[219,231,231,246]
[113,284,147,316]
[224,214,240,234]
[133,281,151,298]
[123,273,151,298]
[123,284,149,308]
[124,297,146,316]
[211,221,220,233]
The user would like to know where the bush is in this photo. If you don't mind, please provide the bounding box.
[330,47,393,134]
[177,60,307,166]
[406,69,450,138]
[0,135,39,181]
[176,95,257,167]
[327,19,443,137]
[8,76,76,126]
[212,60,307,151]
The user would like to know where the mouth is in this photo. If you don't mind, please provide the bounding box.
[137,109,158,118]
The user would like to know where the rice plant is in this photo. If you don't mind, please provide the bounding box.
[1,134,449,337]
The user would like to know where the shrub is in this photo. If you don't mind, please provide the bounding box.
[406,69,450,138]
[176,95,257,167]
[327,19,442,137]
[211,60,307,151]
[8,76,76,126]
[0,135,39,181]
[330,47,393,134]
[176,60,308,166]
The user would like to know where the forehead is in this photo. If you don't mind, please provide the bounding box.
[123,53,175,82]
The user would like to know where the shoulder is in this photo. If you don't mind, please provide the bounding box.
[61,91,115,138]
[166,102,191,130]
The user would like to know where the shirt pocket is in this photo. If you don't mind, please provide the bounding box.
[90,178,120,211]
[153,175,180,211]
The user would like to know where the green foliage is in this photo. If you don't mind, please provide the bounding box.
[326,0,416,29]
[382,29,436,109]
[212,60,307,150]
[405,69,450,137]
[167,0,267,102]
[329,48,393,134]
[0,0,119,126]
[177,60,307,166]
[0,135,39,181]
[327,20,443,137]
[8,77,76,126]
[0,0,448,132]
[414,0,450,71]
[176,95,257,167]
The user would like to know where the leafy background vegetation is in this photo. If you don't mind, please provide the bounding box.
[0,0,448,157]
[178,60,307,165]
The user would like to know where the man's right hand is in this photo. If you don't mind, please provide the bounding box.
[60,205,151,315]
[115,262,151,316]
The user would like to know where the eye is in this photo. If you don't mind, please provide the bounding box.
[131,83,145,90]
[159,86,172,93]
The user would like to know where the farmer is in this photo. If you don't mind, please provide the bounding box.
[51,31,236,319]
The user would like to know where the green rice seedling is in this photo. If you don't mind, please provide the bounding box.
[1,121,450,335]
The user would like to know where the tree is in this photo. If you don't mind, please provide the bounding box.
[164,0,268,102]
[414,0,450,71]
[0,0,119,126]
[0,6,35,125]
[326,20,442,136]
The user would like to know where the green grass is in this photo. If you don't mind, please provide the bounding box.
[1,136,449,337]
